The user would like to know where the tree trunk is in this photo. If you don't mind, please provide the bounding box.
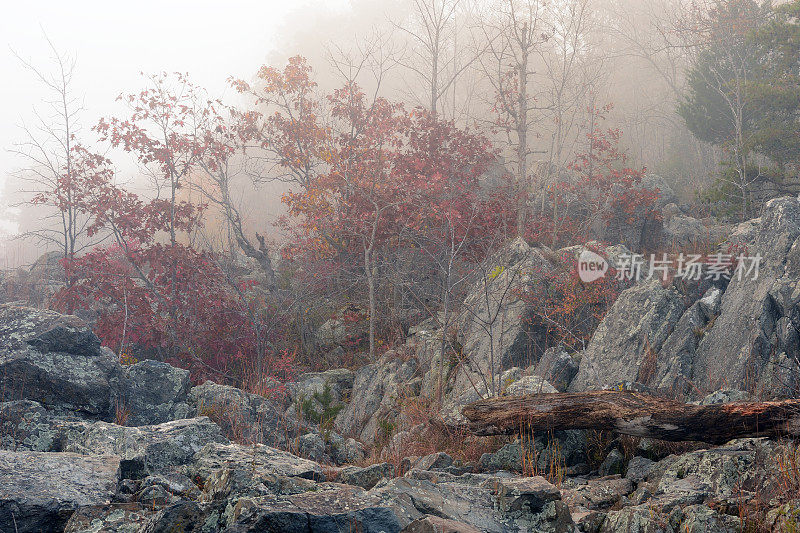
[462,390,800,444]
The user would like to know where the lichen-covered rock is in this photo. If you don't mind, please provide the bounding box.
[338,462,395,490]
[566,475,634,511]
[0,305,123,420]
[225,485,401,533]
[188,442,324,483]
[188,380,296,448]
[0,303,102,357]
[445,239,555,422]
[570,280,685,391]
[63,504,155,533]
[532,347,579,392]
[60,416,228,479]
[313,305,369,351]
[505,375,558,396]
[296,432,326,462]
[0,450,120,533]
[288,368,355,406]
[0,400,58,451]
[402,515,482,533]
[598,449,625,477]
[120,360,191,426]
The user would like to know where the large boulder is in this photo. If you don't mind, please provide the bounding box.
[59,416,228,479]
[0,304,123,419]
[120,359,191,426]
[188,380,296,448]
[334,350,418,442]
[313,305,368,351]
[685,197,800,396]
[0,450,120,533]
[443,238,556,423]
[570,280,686,391]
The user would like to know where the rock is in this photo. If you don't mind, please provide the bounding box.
[329,433,365,465]
[660,197,800,397]
[598,449,625,477]
[289,368,355,405]
[570,280,685,391]
[0,400,58,451]
[672,504,740,533]
[532,347,578,392]
[188,380,295,448]
[562,476,634,510]
[314,305,368,351]
[479,441,523,472]
[0,450,120,533]
[188,442,324,483]
[698,389,749,405]
[414,452,454,471]
[505,375,558,396]
[445,239,556,422]
[496,476,561,512]
[139,501,205,533]
[402,515,482,533]
[60,416,228,479]
[135,484,174,506]
[0,303,102,357]
[226,486,402,533]
[140,472,200,500]
[641,174,679,207]
[0,304,123,420]
[626,456,655,484]
[120,360,191,426]
[338,462,395,490]
[600,506,670,533]
[334,350,418,441]
[297,432,326,462]
[63,503,154,533]
[372,476,574,532]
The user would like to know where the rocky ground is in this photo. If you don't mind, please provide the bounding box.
[3,196,800,532]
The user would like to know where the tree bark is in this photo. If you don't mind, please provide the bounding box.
[462,390,800,444]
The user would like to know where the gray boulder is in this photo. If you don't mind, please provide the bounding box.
[532,347,578,392]
[60,416,228,479]
[120,359,191,426]
[334,350,418,442]
[0,450,120,533]
[338,462,395,489]
[444,238,556,423]
[570,280,685,391]
[188,442,324,483]
[0,304,122,420]
[188,380,296,448]
[505,375,558,396]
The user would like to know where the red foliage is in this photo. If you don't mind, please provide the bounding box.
[527,107,659,249]
[522,246,627,353]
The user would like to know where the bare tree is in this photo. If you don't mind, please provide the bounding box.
[478,0,549,235]
[10,37,94,308]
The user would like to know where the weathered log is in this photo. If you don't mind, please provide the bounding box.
[462,391,800,444]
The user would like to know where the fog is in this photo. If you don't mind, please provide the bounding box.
[1,0,722,267]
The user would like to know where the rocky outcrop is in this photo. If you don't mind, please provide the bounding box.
[334,350,418,442]
[573,196,800,398]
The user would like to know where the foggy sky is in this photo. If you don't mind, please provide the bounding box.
[0,0,356,261]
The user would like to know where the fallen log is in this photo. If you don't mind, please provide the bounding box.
[461,390,800,444]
